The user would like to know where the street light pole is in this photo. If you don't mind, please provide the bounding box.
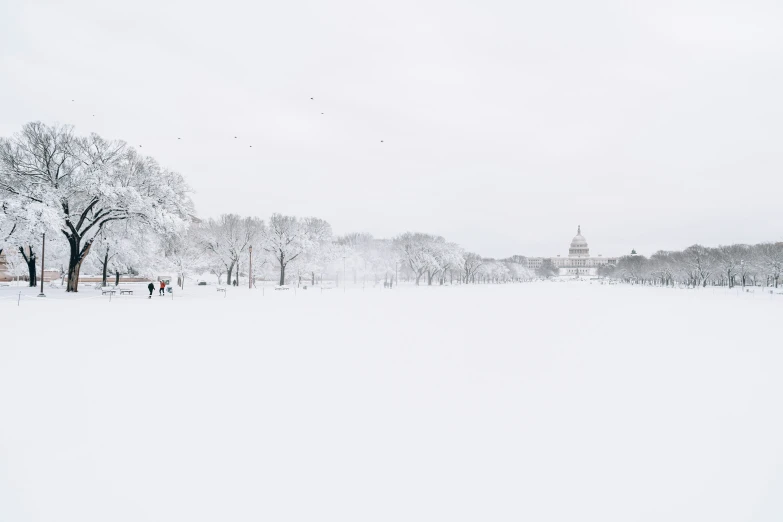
[249,246,253,289]
[37,233,46,297]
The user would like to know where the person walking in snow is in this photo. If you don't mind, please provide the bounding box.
[148,282,155,298]
[159,280,166,296]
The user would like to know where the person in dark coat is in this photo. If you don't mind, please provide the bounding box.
[148,282,155,298]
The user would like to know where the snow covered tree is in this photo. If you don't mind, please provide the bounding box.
[0,197,61,286]
[535,258,558,279]
[616,254,647,282]
[715,244,747,288]
[203,214,262,286]
[755,242,783,287]
[0,122,192,292]
[393,232,441,286]
[683,245,715,287]
[430,242,463,285]
[262,214,314,286]
[462,252,483,283]
[297,217,333,285]
[162,223,204,289]
[89,220,156,287]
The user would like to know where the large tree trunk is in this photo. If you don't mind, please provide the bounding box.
[101,250,109,286]
[66,256,84,292]
[19,246,37,287]
[279,263,286,286]
[115,270,120,286]
[65,237,92,292]
[226,262,235,287]
[415,272,422,285]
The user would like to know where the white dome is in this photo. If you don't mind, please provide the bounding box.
[570,235,587,248]
[568,226,590,257]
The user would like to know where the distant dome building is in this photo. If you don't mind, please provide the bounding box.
[568,225,590,258]
[524,226,618,277]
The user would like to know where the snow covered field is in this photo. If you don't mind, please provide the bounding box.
[1,282,782,522]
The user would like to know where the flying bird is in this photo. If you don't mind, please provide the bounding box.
[310,97,314,100]
[381,140,384,143]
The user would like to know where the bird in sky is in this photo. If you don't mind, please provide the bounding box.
[310,97,314,100]
[381,140,384,143]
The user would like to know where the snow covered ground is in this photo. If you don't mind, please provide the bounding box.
[1,282,782,522]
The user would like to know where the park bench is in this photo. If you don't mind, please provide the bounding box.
[275,285,290,291]
[217,287,226,293]
[101,287,116,295]
[119,288,133,295]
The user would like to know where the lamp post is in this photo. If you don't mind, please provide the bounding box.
[249,246,253,289]
[37,233,46,297]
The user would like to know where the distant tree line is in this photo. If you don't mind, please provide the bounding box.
[598,244,783,288]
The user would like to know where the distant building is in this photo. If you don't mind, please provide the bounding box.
[526,226,618,276]
[0,252,10,281]
[0,251,59,282]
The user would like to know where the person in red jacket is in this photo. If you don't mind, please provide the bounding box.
[159,280,166,296]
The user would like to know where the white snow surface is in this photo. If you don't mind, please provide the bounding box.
[1,282,782,522]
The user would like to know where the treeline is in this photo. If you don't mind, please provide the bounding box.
[599,244,783,288]
[169,218,535,287]
[1,122,534,291]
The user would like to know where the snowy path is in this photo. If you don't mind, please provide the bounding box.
[1,283,782,521]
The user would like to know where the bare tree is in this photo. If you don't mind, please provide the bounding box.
[462,252,483,283]
[203,214,262,286]
[263,214,313,286]
[756,242,783,287]
[683,245,715,287]
[715,244,745,288]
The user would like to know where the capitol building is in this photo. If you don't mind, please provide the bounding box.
[526,226,618,277]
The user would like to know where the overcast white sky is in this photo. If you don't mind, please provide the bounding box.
[2,0,782,258]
